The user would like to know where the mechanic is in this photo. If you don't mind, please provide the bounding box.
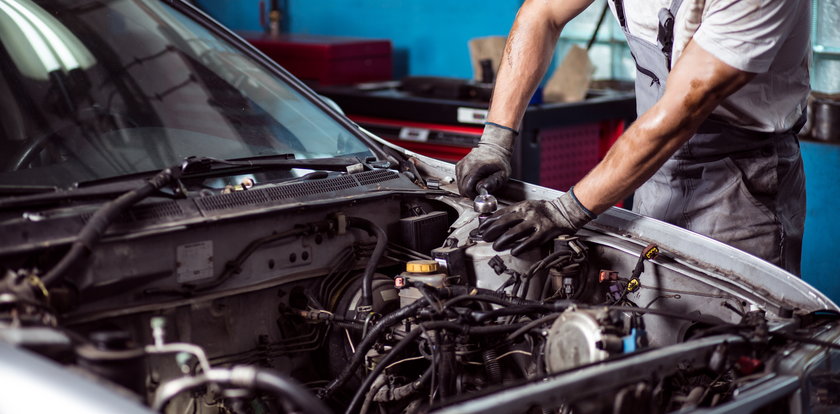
[456,0,809,274]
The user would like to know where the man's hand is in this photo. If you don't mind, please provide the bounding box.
[480,188,595,256]
[456,123,515,198]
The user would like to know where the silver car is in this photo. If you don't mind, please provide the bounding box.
[0,1,837,413]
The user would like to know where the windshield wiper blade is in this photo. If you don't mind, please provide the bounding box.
[0,156,370,210]
[179,155,366,177]
[0,180,153,210]
[0,185,58,196]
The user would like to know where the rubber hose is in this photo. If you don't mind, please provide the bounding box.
[322,285,474,397]
[345,321,464,414]
[347,217,388,310]
[442,293,542,311]
[321,298,430,397]
[345,321,528,414]
[482,348,503,384]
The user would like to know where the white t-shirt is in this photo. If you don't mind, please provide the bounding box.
[616,0,810,133]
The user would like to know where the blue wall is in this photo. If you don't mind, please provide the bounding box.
[195,0,521,78]
[801,140,840,303]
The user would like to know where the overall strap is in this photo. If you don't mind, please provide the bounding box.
[657,0,686,70]
[613,0,628,30]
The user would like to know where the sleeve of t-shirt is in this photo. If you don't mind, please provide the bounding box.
[692,0,801,73]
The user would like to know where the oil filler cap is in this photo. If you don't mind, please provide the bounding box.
[406,260,439,274]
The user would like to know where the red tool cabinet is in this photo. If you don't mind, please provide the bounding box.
[240,33,392,85]
[316,83,635,193]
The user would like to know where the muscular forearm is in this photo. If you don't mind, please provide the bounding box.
[574,40,755,214]
[488,0,594,129]
[573,103,697,213]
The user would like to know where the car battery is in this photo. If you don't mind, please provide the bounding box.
[316,82,635,192]
[240,33,392,85]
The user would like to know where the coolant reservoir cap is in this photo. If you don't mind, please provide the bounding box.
[406,260,439,274]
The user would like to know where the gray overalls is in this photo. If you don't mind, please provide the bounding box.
[611,0,806,274]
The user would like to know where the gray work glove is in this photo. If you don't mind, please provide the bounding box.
[479,188,596,256]
[456,123,516,199]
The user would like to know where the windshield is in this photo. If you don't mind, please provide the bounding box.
[0,0,372,188]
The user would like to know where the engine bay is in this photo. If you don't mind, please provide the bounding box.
[1,167,838,414]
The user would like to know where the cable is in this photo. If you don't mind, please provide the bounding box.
[441,293,539,312]
[506,314,562,341]
[347,217,388,310]
[187,227,306,292]
[345,321,528,414]
[42,168,175,285]
[321,298,430,397]
[603,305,730,326]
[472,305,555,323]
[322,286,509,398]
[488,349,532,362]
[771,331,840,351]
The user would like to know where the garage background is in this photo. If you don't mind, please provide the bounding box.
[195,0,840,302]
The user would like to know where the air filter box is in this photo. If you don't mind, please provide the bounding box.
[399,211,449,255]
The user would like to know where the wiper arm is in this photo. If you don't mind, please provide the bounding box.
[0,185,58,196]
[0,155,368,210]
[30,154,375,286]
[0,179,153,210]
[179,155,366,177]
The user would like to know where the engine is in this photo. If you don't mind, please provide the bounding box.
[0,177,836,414]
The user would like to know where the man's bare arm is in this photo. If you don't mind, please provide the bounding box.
[488,0,594,129]
[574,40,756,214]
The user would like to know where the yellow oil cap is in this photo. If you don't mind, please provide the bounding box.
[406,260,439,274]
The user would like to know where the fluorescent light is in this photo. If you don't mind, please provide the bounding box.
[2,0,79,70]
[0,0,60,73]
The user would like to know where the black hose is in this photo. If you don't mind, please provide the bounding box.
[506,314,561,341]
[472,305,553,323]
[321,286,490,398]
[442,293,540,311]
[482,347,503,384]
[345,321,527,414]
[347,217,388,310]
[321,298,430,397]
[42,168,175,286]
[345,321,461,414]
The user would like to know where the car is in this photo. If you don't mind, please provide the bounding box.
[0,1,838,413]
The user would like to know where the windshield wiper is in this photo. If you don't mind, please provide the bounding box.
[178,154,366,178]
[0,179,157,210]
[36,154,374,286]
[0,155,370,210]
[0,185,58,196]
